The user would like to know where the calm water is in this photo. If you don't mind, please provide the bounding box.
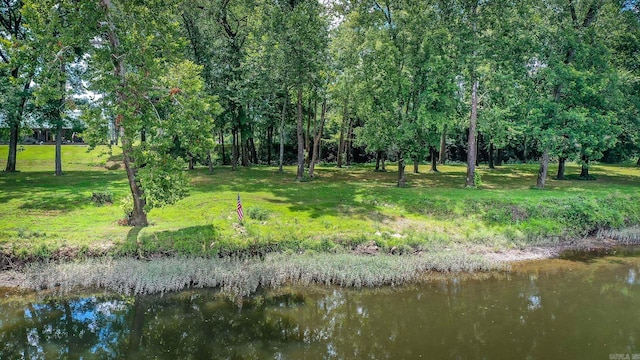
[2,249,640,359]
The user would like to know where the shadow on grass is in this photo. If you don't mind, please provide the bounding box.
[137,225,218,255]
[0,170,127,207]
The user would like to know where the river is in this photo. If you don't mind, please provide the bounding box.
[1,248,639,359]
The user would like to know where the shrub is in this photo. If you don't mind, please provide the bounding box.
[247,207,271,221]
[105,161,121,170]
[91,191,113,205]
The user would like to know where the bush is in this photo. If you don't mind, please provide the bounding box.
[91,191,113,205]
[105,161,121,170]
[247,207,272,221]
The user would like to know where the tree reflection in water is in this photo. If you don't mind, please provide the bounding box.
[0,251,639,359]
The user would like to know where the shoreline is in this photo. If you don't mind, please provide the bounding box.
[2,233,639,294]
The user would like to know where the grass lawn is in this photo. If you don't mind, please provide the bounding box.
[1,145,639,259]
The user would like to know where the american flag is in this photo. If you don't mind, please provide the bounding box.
[236,193,244,222]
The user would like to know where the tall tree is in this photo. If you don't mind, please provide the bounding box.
[1,0,34,172]
[90,0,219,226]
[24,0,98,176]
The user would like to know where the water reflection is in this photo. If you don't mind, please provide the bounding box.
[1,251,640,359]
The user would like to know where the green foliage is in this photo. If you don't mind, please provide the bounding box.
[137,153,189,212]
[91,191,113,205]
[473,171,483,188]
[247,207,272,221]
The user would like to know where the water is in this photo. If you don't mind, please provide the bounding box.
[2,248,640,359]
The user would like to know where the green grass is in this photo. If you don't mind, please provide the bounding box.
[1,145,640,259]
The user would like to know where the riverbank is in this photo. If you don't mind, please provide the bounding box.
[2,227,639,296]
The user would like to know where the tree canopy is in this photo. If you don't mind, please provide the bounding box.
[2,0,639,225]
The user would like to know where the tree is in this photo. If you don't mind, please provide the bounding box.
[1,0,34,172]
[24,0,98,176]
[89,0,219,226]
[533,0,614,188]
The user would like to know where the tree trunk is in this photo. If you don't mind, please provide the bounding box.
[375,150,382,171]
[6,120,19,172]
[346,117,354,166]
[267,125,273,165]
[397,154,406,188]
[5,69,31,172]
[55,122,63,176]
[207,150,213,174]
[241,137,250,166]
[413,159,419,173]
[523,134,527,163]
[231,127,238,170]
[296,86,305,181]
[496,148,503,166]
[381,152,386,171]
[438,124,447,165]
[309,98,326,178]
[101,0,148,226]
[580,156,590,178]
[536,150,549,189]
[249,137,257,164]
[279,92,287,173]
[305,96,313,167]
[220,130,226,165]
[465,80,479,187]
[488,141,495,170]
[430,147,439,172]
[556,157,567,180]
[337,101,347,168]
[636,156,640,167]
[475,132,480,167]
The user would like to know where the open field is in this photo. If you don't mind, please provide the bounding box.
[1,145,639,260]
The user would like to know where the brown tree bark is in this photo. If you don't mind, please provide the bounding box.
[580,156,590,178]
[296,86,305,181]
[556,157,567,180]
[536,150,549,189]
[5,69,31,172]
[231,127,238,170]
[5,121,19,172]
[430,147,439,172]
[101,0,147,226]
[397,154,406,188]
[55,123,63,176]
[465,80,479,187]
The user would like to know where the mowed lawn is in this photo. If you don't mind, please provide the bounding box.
[1,145,639,258]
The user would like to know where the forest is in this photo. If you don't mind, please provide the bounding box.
[2,0,640,227]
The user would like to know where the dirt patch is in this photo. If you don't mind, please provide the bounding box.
[352,241,380,255]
